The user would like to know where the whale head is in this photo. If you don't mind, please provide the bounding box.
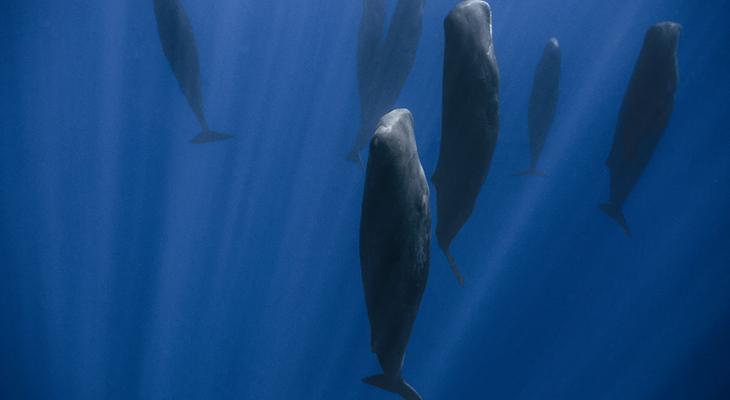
[544,37,561,61]
[646,21,683,56]
[445,1,494,46]
[369,109,418,169]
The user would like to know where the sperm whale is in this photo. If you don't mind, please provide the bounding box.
[517,37,561,177]
[360,109,429,400]
[348,0,424,165]
[601,22,682,235]
[153,0,231,143]
[432,0,500,285]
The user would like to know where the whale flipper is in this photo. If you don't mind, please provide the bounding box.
[363,374,422,400]
[599,203,631,236]
[191,131,233,144]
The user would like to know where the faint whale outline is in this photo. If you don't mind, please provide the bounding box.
[600,21,682,235]
[153,0,232,144]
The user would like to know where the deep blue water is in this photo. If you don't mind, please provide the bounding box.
[2,1,730,399]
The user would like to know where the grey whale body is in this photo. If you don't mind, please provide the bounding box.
[153,0,231,143]
[349,0,424,165]
[518,37,561,177]
[601,22,682,235]
[360,109,429,400]
[432,0,499,285]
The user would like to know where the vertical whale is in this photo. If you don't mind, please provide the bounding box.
[600,22,682,235]
[518,37,561,177]
[348,0,425,165]
[360,109,429,400]
[432,0,499,285]
[153,0,231,143]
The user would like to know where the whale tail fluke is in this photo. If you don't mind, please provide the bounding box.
[191,130,233,144]
[443,247,465,287]
[599,203,631,236]
[363,374,422,400]
[515,168,547,177]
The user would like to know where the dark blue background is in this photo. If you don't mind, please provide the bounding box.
[2,0,729,399]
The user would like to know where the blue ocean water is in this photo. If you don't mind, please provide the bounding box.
[2,0,729,399]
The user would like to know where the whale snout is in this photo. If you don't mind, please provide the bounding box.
[651,21,683,38]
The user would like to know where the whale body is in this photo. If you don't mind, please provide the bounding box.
[360,109,429,400]
[153,0,231,143]
[432,0,499,285]
[348,0,424,165]
[518,37,561,177]
[601,22,682,235]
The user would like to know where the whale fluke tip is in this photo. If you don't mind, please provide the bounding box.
[191,131,233,144]
[444,249,465,287]
[363,374,422,400]
[599,203,631,236]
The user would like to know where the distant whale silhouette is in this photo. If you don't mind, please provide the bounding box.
[432,0,499,286]
[153,0,231,143]
[517,37,561,177]
[601,22,682,235]
[360,109,429,400]
[348,0,424,165]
